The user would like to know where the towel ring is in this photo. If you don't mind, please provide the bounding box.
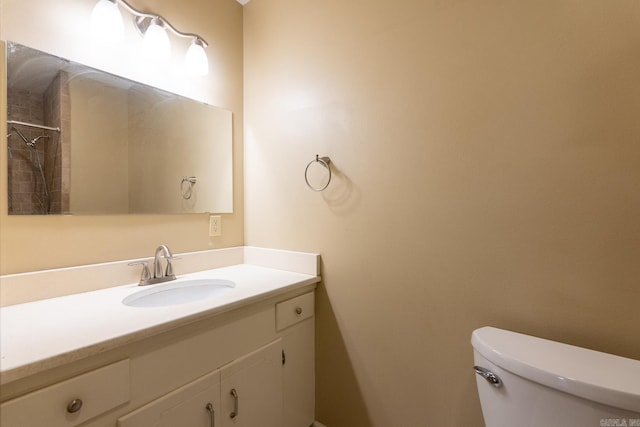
[181,176,197,199]
[305,155,332,192]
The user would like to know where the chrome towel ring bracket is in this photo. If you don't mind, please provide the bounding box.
[181,176,197,199]
[305,155,332,192]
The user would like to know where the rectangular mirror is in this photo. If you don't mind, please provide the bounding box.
[5,41,232,215]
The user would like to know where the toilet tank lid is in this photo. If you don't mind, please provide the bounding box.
[471,327,640,413]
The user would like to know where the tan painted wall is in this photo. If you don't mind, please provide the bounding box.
[0,0,244,274]
[243,1,640,425]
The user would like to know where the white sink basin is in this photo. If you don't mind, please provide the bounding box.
[123,279,236,308]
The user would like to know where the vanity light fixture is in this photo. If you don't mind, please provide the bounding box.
[90,0,124,42]
[90,0,209,75]
[140,16,171,61]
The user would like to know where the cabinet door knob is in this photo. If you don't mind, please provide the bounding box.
[66,398,83,413]
[295,307,303,315]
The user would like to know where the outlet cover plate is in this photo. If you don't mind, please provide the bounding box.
[209,215,222,236]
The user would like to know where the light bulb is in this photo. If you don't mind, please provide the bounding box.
[143,18,171,61]
[91,0,124,42]
[185,39,209,76]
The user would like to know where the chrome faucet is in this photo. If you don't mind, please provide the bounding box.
[154,244,176,281]
[128,244,177,286]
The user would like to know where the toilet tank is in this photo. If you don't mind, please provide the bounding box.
[471,327,640,427]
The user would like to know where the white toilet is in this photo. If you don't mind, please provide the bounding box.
[472,327,640,426]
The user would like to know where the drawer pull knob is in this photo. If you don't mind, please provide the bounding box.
[295,307,303,315]
[66,398,83,413]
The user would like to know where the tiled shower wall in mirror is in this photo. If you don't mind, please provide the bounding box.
[7,71,70,214]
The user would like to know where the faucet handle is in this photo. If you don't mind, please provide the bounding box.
[165,256,180,278]
[128,261,151,284]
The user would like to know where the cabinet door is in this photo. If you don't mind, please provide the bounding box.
[282,318,315,427]
[277,291,315,427]
[118,370,221,427]
[220,339,283,427]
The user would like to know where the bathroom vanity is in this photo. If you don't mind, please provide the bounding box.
[0,247,320,427]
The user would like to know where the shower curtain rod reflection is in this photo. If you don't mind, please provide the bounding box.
[7,120,61,133]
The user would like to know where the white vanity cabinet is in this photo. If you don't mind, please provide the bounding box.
[1,287,316,427]
[118,339,283,427]
[118,292,314,427]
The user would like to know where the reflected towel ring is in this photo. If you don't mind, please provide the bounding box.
[181,176,197,199]
[305,155,332,192]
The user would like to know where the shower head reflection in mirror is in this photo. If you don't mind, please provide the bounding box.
[6,123,61,215]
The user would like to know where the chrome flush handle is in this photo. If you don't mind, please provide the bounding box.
[473,366,503,388]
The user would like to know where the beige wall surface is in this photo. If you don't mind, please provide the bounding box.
[0,0,244,274]
[243,1,640,425]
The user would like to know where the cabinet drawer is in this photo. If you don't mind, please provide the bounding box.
[0,359,130,427]
[276,292,314,331]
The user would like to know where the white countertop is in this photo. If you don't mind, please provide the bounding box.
[0,264,319,385]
